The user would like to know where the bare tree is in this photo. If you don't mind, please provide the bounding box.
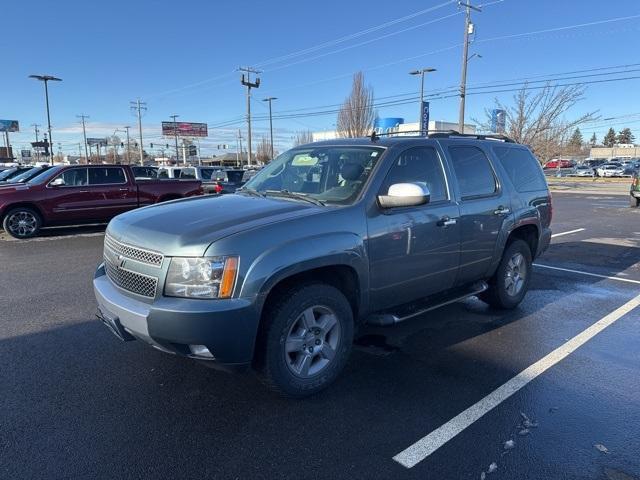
[477,84,598,161]
[337,72,375,138]
[255,136,272,163]
[293,130,314,146]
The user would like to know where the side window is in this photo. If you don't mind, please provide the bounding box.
[493,146,547,192]
[180,168,196,179]
[88,167,126,185]
[173,169,181,178]
[158,169,169,178]
[56,168,88,186]
[382,147,448,203]
[448,146,497,199]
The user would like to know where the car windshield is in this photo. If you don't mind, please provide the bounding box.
[28,166,64,184]
[0,168,18,180]
[10,167,46,182]
[242,146,385,205]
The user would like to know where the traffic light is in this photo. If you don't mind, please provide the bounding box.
[166,144,169,149]
[134,142,138,147]
[120,142,124,147]
[188,145,197,156]
[150,143,154,148]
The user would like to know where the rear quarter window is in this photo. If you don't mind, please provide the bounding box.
[493,146,548,192]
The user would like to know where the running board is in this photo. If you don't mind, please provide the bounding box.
[366,281,488,326]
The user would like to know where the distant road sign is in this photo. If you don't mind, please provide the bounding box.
[87,138,108,146]
[21,150,31,158]
[0,120,19,132]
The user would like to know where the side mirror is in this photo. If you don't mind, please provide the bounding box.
[49,177,65,187]
[378,183,430,209]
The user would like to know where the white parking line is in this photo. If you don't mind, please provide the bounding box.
[534,263,640,285]
[551,228,585,238]
[393,292,640,469]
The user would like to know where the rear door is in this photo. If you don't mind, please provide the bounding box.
[446,143,510,285]
[367,145,460,310]
[87,166,137,218]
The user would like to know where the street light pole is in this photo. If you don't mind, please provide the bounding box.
[409,68,436,135]
[169,114,180,165]
[29,74,62,165]
[263,97,277,161]
[457,1,481,134]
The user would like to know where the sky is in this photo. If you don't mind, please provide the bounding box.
[2,0,640,157]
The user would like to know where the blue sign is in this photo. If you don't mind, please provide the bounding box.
[374,117,404,135]
[0,119,19,132]
[490,109,506,134]
[421,101,430,136]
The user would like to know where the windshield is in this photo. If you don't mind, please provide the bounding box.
[28,166,64,185]
[10,167,47,183]
[242,146,384,205]
[0,168,19,181]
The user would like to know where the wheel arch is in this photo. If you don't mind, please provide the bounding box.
[1,202,45,223]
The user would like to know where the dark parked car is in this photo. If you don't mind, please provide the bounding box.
[0,166,33,183]
[211,168,246,194]
[0,165,51,185]
[94,133,551,397]
[0,164,202,238]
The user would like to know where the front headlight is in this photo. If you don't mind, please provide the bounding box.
[165,256,239,299]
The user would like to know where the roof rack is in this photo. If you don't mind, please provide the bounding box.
[368,130,516,143]
[427,132,516,143]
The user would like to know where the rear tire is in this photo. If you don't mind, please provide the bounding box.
[630,195,639,208]
[2,207,42,239]
[255,283,354,398]
[479,239,532,309]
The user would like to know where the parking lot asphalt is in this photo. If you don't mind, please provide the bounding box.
[1,193,639,480]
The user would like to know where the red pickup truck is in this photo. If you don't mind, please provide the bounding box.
[0,164,202,239]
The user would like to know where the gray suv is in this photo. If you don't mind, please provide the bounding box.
[94,133,552,397]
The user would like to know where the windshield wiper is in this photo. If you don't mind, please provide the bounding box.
[264,190,325,206]
[237,187,266,198]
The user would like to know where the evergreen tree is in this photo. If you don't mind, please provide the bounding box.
[616,127,635,145]
[589,132,597,146]
[568,128,583,149]
[603,128,616,147]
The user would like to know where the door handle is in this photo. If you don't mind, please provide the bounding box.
[437,216,457,227]
[494,206,511,215]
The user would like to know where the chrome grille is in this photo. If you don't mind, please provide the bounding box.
[104,260,158,298]
[104,234,163,267]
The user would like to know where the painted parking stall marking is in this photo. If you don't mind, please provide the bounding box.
[393,292,640,469]
[551,228,585,238]
[534,263,640,285]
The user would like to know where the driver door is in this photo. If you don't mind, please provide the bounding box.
[367,146,460,311]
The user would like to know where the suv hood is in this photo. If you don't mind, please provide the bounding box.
[107,193,324,256]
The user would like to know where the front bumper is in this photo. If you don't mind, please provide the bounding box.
[93,264,259,366]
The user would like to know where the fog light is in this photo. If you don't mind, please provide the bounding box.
[188,344,214,358]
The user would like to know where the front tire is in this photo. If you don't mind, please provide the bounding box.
[480,239,532,309]
[255,283,354,397]
[2,207,42,239]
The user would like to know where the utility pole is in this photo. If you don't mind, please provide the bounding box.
[31,123,41,162]
[78,143,83,162]
[409,68,436,135]
[169,114,180,165]
[457,1,481,134]
[77,114,90,161]
[263,97,277,161]
[238,67,261,167]
[130,99,146,165]
[123,126,131,164]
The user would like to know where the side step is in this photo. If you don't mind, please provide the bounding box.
[366,281,488,326]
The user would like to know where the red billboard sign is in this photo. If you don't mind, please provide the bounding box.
[162,121,208,137]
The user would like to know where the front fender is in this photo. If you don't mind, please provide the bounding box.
[240,232,369,315]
